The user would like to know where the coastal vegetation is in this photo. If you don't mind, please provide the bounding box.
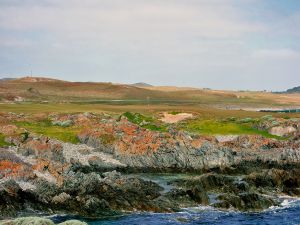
[0,134,8,147]
[14,120,81,144]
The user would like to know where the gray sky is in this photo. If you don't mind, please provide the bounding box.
[0,0,299,91]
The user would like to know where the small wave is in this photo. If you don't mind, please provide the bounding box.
[281,199,290,207]
[182,205,239,215]
[267,196,300,212]
[46,213,69,219]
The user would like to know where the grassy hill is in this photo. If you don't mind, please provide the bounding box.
[1,76,300,108]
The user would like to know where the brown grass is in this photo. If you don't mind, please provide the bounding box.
[1,77,300,108]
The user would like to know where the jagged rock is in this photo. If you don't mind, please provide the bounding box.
[245,169,300,195]
[0,180,46,218]
[186,185,209,204]
[52,192,71,204]
[84,197,109,213]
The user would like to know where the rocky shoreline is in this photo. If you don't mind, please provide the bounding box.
[0,112,299,221]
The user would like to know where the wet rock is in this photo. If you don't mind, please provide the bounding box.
[83,197,109,214]
[245,169,300,195]
[176,173,235,192]
[214,192,276,211]
[186,185,209,204]
[165,188,191,203]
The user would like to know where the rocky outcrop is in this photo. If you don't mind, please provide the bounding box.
[75,117,300,172]
[0,112,300,219]
[213,192,276,211]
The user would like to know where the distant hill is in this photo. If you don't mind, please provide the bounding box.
[0,76,300,107]
[0,77,167,101]
[286,86,300,93]
[131,82,153,88]
[17,76,65,83]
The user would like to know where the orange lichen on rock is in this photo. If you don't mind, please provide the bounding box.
[33,158,68,185]
[191,138,205,149]
[22,139,63,157]
[218,135,285,150]
[118,121,137,136]
[78,118,165,154]
[0,159,33,179]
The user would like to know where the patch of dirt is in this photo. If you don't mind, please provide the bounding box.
[160,112,193,123]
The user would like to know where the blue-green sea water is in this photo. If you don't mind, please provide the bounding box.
[51,198,300,225]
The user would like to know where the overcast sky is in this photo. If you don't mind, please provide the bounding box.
[0,0,299,91]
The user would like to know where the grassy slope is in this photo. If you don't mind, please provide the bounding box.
[14,120,81,144]
[1,77,300,107]
[184,119,280,138]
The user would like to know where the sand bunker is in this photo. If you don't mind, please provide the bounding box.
[160,112,193,123]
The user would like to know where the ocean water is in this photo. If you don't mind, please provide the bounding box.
[51,198,300,225]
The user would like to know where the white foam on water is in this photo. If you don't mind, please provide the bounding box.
[281,199,290,207]
[46,213,68,219]
[182,205,239,215]
[267,196,300,212]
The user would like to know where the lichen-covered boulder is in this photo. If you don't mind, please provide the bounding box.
[58,220,88,225]
[1,217,55,225]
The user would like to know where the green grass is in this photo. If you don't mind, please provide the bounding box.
[122,112,167,132]
[185,119,281,139]
[123,112,151,124]
[0,133,9,147]
[14,119,81,144]
[169,111,181,115]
